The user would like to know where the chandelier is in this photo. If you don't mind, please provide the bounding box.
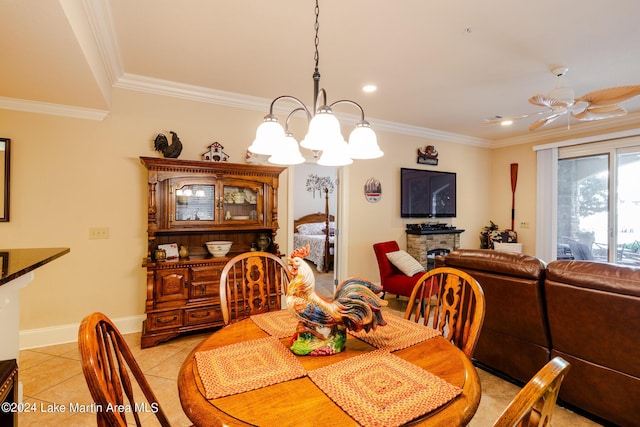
[248,0,383,166]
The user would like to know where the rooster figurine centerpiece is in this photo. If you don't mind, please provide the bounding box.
[286,245,387,356]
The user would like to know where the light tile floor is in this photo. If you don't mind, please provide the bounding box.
[15,269,603,426]
[17,323,603,426]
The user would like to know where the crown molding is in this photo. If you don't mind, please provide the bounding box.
[0,96,109,120]
[114,73,270,112]
[60,0,123,108]
[115,73,494,148]
[491,111,640,148]
[367,118,493,148]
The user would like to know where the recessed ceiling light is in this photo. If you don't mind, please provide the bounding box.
[500,120,513,126]
[363,85,377,93]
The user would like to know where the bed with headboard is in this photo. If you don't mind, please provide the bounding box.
[294,206,335,273]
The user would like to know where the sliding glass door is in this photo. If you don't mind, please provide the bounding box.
[616,149,640,264]
[557,144,640,265]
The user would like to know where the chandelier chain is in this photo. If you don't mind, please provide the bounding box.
[314,0,320,71]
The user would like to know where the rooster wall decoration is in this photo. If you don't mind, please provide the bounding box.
[153,131,183,158]
[286,245,387,356]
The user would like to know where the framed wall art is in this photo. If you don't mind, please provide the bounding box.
[364,177,381,203]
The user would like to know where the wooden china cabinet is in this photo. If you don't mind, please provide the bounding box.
[140,157,285,348]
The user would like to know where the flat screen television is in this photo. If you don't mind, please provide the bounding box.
[400,168,456,218]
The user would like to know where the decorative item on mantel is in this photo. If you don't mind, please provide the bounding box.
[202,141,230,162]
[285,245,387,356]
[417,145,438,165]
[153,131,183,158]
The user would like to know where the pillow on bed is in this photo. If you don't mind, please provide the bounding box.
[296,222,325,235]
[386,250,425,276]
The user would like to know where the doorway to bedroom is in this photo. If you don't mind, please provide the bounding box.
[292,162,338,290]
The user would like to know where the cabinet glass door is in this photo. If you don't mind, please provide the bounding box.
[222,183,262,223]
[170,179,217,227]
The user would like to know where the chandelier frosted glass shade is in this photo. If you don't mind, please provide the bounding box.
[248,117,284,155]
[348,122,383,159]
[268,133,305,165]
[318,139,353,166]
[300,107,344,152]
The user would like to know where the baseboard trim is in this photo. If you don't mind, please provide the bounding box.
[19,315,145,350]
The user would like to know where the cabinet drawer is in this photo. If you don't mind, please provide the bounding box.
[190,265,222,281]
[189,281,220,300]
[147,310,183,331]
[185,306,222,326]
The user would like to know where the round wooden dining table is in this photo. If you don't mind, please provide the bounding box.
[178,315,481,427]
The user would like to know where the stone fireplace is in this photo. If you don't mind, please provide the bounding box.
[406,229,464,270]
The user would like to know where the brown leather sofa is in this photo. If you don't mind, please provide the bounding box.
[545,260,640,427]
[435,250,550,384]
[437,249,640,427]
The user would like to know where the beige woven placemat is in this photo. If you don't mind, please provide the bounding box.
[350,313,441,351]
[250,309,299,338]
[308,350,462,427]
[195,336,306,399]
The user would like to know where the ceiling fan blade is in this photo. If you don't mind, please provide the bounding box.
[529,94,571,108]
[572,104,627,121]
[575,85,640,107]
[529,113,563,131]
[483,111,545,125]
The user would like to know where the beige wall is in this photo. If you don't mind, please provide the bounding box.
[2,88,280,333]
[344,133,492,277]
[1,87,503,344]
[487,142,538,255]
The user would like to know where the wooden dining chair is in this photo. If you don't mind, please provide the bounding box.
[404,267,485,358]
[78,312,171,427]
[493,357,571,427]
[219,251,291,324]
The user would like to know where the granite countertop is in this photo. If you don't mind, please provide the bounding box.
[0,248,70,286]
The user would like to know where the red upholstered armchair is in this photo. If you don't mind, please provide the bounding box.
[373,241,425,298]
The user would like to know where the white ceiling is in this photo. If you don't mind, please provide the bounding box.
[3,0,640,146]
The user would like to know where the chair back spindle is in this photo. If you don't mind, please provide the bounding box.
[78,312,171,427]
[493,357,571,426]
[220,251,291,324]
[405,267,485,358]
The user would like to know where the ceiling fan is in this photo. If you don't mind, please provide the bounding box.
[485,67,640,131]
